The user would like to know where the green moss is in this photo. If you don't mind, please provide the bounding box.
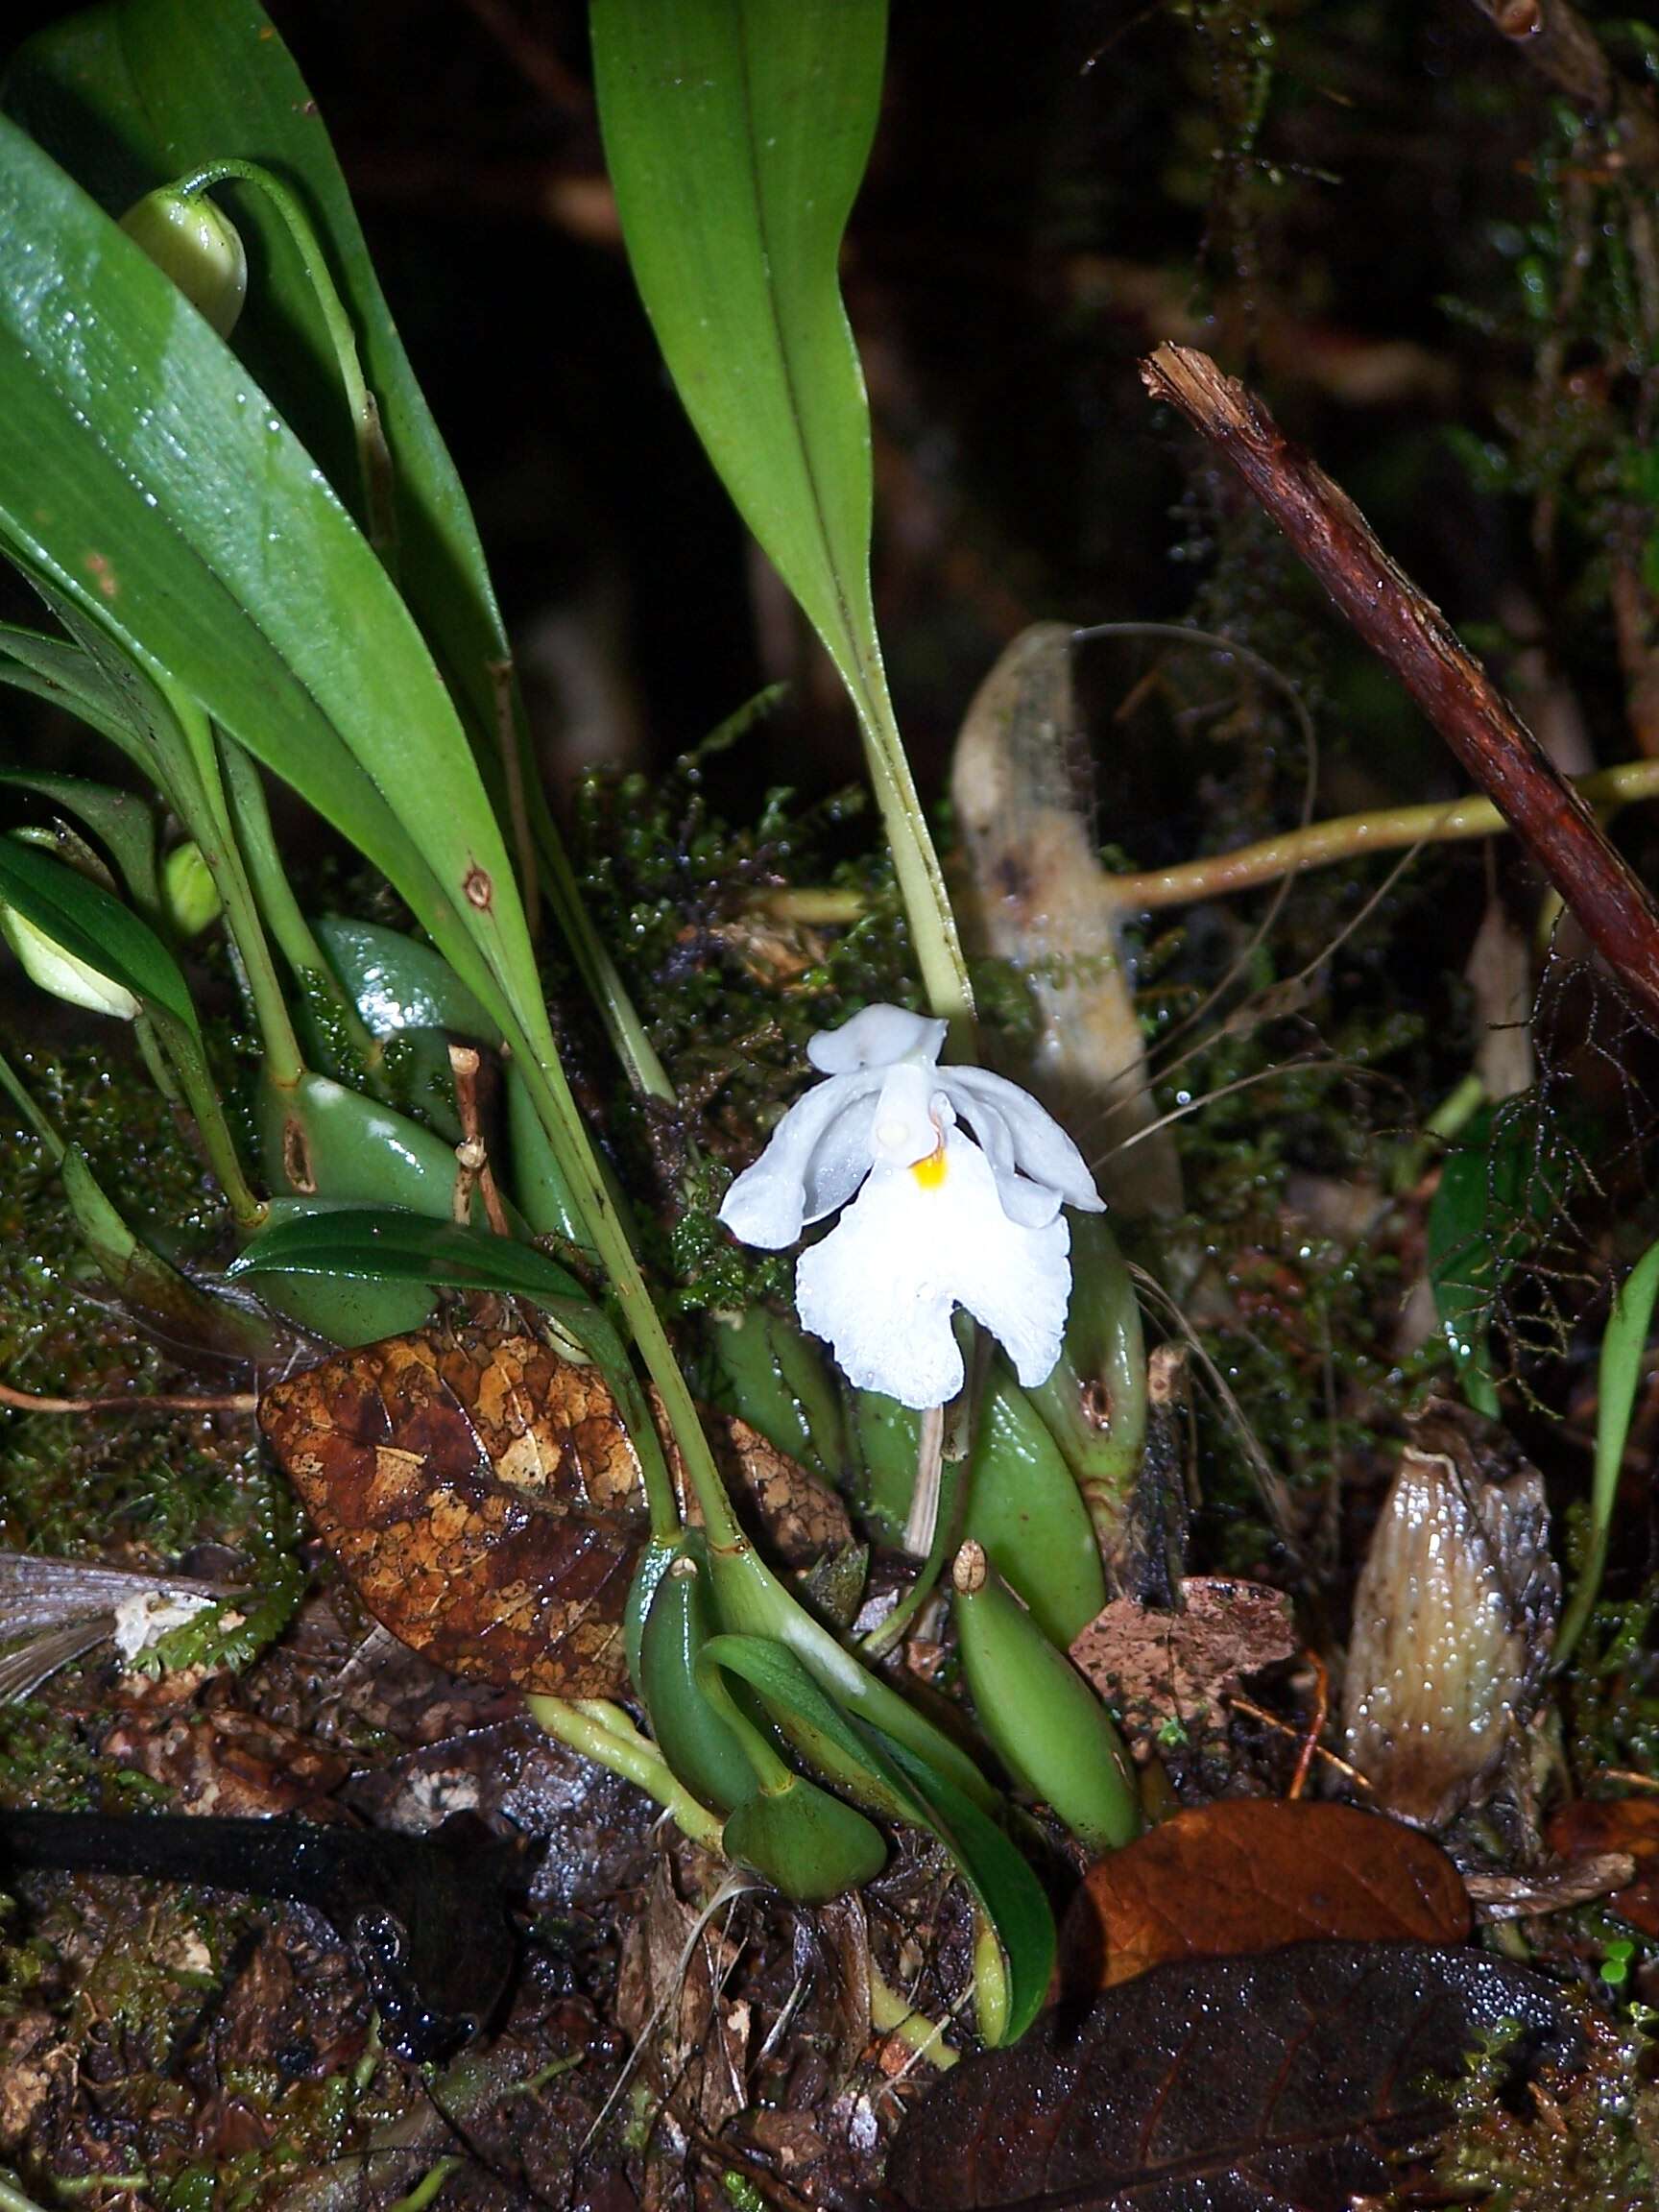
[1433,2008,1659,2209]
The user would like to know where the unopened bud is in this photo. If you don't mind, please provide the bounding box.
[120,186,248,339]
[161,841,221,938]
[0,904,138,1020]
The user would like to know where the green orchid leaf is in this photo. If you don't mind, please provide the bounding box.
[0,618,152,763]
[0,831,196,1031]
[0,768,159,916]
[0,118,540,1052]
[5,0,513,755]
[8,0,673,1102]
[312,917,499,1043]
[1558,1234,1659,1663]
[590,0,970,1020]
[590,0,883,715]
[702,1630,1054,2045]
[226,1205,630,1382]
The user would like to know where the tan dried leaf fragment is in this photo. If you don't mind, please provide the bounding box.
[1070,1575,1298,1753]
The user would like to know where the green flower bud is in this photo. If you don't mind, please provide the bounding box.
[161,841,222,938]
[0,903,138,1020]
[120,186,248,339]
[952,1540,1141,1853]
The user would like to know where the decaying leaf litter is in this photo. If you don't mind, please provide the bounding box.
[3,0,1659,2208]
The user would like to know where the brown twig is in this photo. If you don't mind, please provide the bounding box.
[1227,1693,1372,1788]
[1286,1649,1330,1802]
[448,1044,513,1238]
[0,1381,256,1415]
[1466,0,1659,173]
[1140,344,1659,1027]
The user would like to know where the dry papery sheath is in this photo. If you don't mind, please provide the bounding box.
[1342,1401,1558,1829]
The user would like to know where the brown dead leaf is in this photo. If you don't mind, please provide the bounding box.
[1069,1576,1297,1751]
[661,1399,854,1568]
[890,1944,1579,2212]
[259,1319,647,1696]
[1060,1799,1470,1998]
[1546,1798,1659,1936]
[616,1857,751,2133]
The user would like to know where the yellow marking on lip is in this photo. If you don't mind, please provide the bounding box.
[911,1143,948,1190]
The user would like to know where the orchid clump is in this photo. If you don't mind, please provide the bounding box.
[719,1004,1104,1410]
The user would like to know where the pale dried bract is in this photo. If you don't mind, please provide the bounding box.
[1342,1402,1558,1829]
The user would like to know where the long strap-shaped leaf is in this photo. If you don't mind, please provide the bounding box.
[0,118,533,1044]
[5,0,503,759]
[7,0,673,1100]
[590,0,972,1024]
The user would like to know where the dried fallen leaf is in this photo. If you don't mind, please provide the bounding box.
[662,1398,854,1568]
[1342,1401,1557,1829]
[887,1942,1581,2212]
[1547,1798,1659,1936]
[1464,1854,1639,1921]
[617,1856,751,2132]
[260,1321,646,1696]
[1060,1799,1470,1998]
[1069,1576,1297,1753]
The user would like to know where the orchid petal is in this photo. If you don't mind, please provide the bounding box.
[718,1068,882,1247]
[869,1062,948,1166]
[942,1066,1104,1213]
[939,1086,1062,1228]
[807,1003,947,1075]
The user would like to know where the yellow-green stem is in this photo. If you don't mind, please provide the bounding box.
[153,1012,266,1232]
[161,696,306,1092]
[853,677,974,1034]
[1105,757,1659,913]
[176,160,395,563]
[526,1694,723,1846]
[219,737,381,1072]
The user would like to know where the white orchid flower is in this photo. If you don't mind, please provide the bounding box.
[718,1004,1104,1409]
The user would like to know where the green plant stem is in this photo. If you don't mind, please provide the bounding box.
[862,1434,969,1661]
[0,1042,61,1161]
[385,2161,462,2212]
[132,1011,181,1103]
[507,1040,704,1544]
[867,1967,958,2070]
[1103,757,1659,913]
[160,694,306,1092]
[856,677,974,1032]
[219,736,381,1071]
[151,1010,265,1231]
[175,159,395,562]
[530,809,675,1102]
[525,1693,723,1846]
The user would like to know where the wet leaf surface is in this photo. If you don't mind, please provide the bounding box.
[1061,1800,1470,1996]
[887,1942,1581,2211]
[259,1320,648,1696]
